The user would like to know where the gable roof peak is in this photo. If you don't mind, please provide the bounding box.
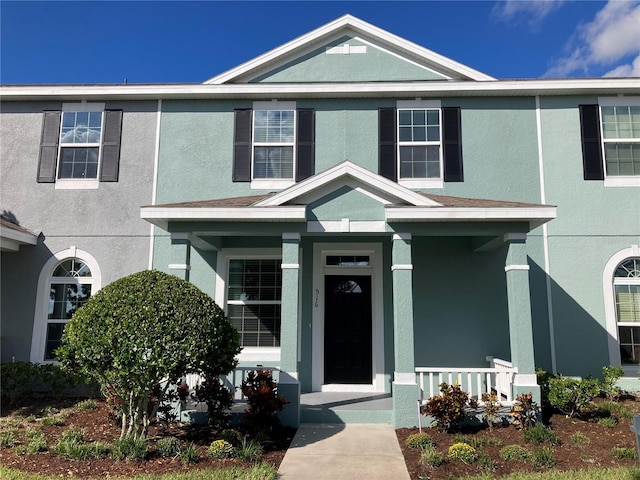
[204,15,495,85]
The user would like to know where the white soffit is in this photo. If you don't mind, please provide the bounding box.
[203,14,495,84]
[253,161,442,207]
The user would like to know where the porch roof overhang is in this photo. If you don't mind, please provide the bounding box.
[0,217,39,252]
[141,194,556,231]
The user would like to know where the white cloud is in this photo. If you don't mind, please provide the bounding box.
[545,0,640,77]
[492,0,565,26]
[604,53,640,77]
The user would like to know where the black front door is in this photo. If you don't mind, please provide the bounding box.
[324,275,373,384]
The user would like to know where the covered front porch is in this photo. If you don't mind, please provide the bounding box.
[142,162,556,428]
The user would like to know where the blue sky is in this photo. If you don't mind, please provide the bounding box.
[1,1,639,84]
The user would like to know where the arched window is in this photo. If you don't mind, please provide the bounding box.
[615,258,640,365]
[31,248,101,362]
[45,259,94,360]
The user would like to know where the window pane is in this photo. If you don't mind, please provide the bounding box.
[58,147,100,179]
[620,326,640,365]
[616,284,640,322]
[400,146,440,179]
[254,110,294,143]
[253,146,293,179]
[605,144,640,176]
[227,304,281,347]
[616,259,640,278]
[60,111,102,144]
[45,323,66,360]
[48,283,92,320]
[53,259,92,277]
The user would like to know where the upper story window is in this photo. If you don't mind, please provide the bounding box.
[379,100,463,188]
[253,107,295,181]
[614,258,640,365]
[233,102,315,189]
[37,103,123,189]
[59,110,103,180]
[580,97,640,187]
[601,105,640,177]
[398,107,442,182]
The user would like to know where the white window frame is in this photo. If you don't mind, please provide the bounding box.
[251,101,296,190]
[396,99,443,189]
[55,103,106,190]
[215,249,282,362]
[30,247,102,363]
[599,97,640,187]
[603,245,640,377]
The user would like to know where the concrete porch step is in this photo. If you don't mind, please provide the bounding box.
[300,392,393,424]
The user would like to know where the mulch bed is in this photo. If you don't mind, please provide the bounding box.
[396,396,639,479]
[1,397,294,478]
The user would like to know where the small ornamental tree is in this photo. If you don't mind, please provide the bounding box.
[57,270,241,438]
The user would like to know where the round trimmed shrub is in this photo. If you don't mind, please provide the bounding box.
[448,442,478,464]
[406,432,434,449]
[57,270,241,438]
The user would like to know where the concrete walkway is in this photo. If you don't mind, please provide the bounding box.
[277,423,411,480]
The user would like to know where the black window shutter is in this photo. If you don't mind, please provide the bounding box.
[37,111,61,183]
[99,110,123,182]
[233,109,252,182]
[296,108,315,181]
[442,107,464,182]
[579,104,604,180]
[378,108,397,181]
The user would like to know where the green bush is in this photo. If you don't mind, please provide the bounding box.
[0,362,38,405]
[420,382,474,432]
[420,444,444,467]
[57,270,241,439]
[180,442,200,464]
[41,416,64,427]
[405,432,434,449]
[531,446,556,468]
[599,400,633,419]
[570,432,591,446]
[241,369,287,434]
[523,423,560,446]
[207,439,235,459]
[0,430,16,447]
[448,442,478,464]
[548,375,600,418]
[111,434,148,461]
[598,416,618,428]
[74,399,98,411]
[611,446,637,459]
[499,444,531,461]
[156,436,181,457]
[602,365,624,399]
[25,428,47,453]
[235,437,264,462]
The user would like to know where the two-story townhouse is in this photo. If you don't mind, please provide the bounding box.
[2,15,638,428]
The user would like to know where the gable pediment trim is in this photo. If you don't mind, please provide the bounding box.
[204,14,495,85]
[253,161,441,208]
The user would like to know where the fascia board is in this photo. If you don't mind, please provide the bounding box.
[385,206,557,223]
[0,226,38,246]
[140,206,306,222]
[2,79,638,100]
[254,161,439,207]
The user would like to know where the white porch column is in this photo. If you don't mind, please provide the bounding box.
[504,233,540,403]
[279,232,301,427]
[169,232,191,281]
[392,233,420,427]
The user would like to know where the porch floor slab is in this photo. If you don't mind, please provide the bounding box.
[300,392,393,423]
[277,423,410,480]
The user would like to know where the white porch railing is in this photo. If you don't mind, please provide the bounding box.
[415,357,518,406]
[184,366,279,402]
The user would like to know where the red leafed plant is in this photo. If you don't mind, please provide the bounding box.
[241,369,287,434]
